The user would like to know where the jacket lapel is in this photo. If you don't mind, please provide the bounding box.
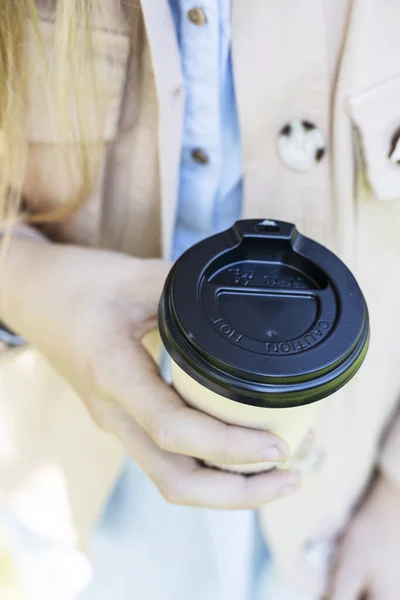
[140,0,184,259]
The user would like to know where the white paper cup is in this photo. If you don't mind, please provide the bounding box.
[155,220,369,473]
[143,330,325,472]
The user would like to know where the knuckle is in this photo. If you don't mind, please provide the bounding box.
[148,417,175,452]
[157,477,186,505]
[86,397,113,433]
[84,354,108,391]
[218,424,239,464]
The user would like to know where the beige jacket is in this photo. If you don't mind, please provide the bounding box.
[1,0,400,595]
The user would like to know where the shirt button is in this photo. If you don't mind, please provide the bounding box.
[188,7,207,26]
[191,148,209,165]
[278,119,326,172]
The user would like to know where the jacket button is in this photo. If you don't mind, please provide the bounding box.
[191,148,209,164]
[388,129,400,164]
[278,120,326,172]
[188,8,207,26]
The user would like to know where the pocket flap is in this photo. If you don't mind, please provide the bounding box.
[347,76,400,201]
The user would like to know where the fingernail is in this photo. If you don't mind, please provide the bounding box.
[260,445,287,462]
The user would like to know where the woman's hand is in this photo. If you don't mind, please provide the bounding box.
[328,474,400,600]
[0,237,300,509]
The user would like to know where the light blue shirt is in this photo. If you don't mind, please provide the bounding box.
[169,0,242,260]
[170,3,271,598]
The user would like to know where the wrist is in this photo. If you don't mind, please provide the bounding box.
[0,232,51,338]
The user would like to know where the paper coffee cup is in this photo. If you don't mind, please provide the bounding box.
[158,220,370,473]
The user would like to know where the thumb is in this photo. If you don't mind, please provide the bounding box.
[128,258,173,316]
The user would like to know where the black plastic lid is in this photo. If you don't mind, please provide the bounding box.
[159,220,369,408]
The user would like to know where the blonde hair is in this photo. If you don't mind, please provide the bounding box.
[0,0,134,226]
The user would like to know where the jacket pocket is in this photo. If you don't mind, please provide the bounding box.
[347,76,400,201]
[26,19,130,143]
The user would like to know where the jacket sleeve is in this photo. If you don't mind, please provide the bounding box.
[0,223,48,243]
[379,408,400,487]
